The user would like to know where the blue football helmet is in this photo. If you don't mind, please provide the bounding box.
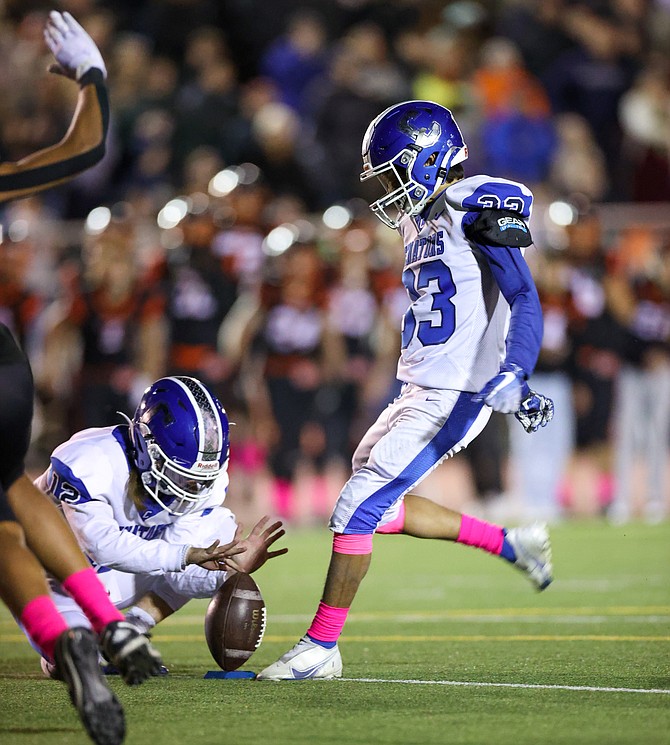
[130,376,230,515]
[360,100,468,228]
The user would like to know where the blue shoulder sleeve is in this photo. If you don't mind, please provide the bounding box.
[445,175,534,218]
[475,241,543,377]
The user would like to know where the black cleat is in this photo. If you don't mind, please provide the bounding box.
[101,662,169,677]
[54,627,126,745]
[99,620,163,686]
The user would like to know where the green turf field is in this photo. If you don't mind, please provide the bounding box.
[1,521,668,745]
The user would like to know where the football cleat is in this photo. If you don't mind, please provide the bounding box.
[54,627,125,745]
[101,662,169,677]
[256,636,342,680]
[42,652,169,679]
[99,620,163,686]
[505,522,553,591]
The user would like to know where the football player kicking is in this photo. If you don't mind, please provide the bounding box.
[257,100,555,680]
[33,375,287,678]
[0,12,162,745]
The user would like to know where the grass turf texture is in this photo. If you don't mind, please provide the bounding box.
[0,521,668,744]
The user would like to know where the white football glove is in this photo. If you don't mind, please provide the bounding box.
[515,390,555,433]
[44,11,106,81]
[473,364,529,414]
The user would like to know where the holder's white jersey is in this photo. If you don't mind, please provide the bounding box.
[35,425,232,578]
[396,175,533,391]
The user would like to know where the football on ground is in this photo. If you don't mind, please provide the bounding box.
[204,573,266,671]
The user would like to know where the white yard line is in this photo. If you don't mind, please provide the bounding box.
[338,678,670,695]
[144,605,670,626]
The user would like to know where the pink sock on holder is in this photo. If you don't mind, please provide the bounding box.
[307,601,350,643]
[457,514,504,555]
[20,595,68,659]
[62,567,123,634]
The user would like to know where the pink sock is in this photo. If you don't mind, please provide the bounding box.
[20,595,68,660]
[332,532,373,554]
[307,601,349,643]
[61,567,123,634]
[457,514,504,555]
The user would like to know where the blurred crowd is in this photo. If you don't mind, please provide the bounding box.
[1,0,669,525]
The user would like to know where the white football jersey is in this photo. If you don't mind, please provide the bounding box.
[35,425,231,576]
[395,175,533,391]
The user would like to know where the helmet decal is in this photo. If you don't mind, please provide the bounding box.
[398,111,442,148]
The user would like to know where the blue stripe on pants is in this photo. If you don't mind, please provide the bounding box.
[343,391,485,533]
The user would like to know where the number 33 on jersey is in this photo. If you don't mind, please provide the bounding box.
[397,175,533,394]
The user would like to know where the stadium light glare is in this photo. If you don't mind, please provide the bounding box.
[322,205,352,230]
[262,224,299,256]
[8,219,30,242]
[548,201,577,227]
[85,206,111,235]
[157,198,189,229]
[209,169,240,197]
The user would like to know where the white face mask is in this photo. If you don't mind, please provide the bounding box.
[140,442,221,516]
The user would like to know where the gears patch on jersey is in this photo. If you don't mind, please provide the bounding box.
[463,209,533,248]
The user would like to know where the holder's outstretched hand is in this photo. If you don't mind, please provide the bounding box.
[223,516,288,574]
[185,526,246,572]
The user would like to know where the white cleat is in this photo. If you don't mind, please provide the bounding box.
[505,522,553,591]
[256,636,343,680]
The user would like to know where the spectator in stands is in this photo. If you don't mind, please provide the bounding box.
[259,10,329,117]
[46,213,166,429]
[211,170,270,292]
[473,37,556,186]
[250,102,323,211]
[494,0,573,80]
[325,228,380,466]
[509,247,576,522]
[311,25,409,205]
[410,30,471,115]
[241,242,346,523]
[549,113,609,201]
[161,203,238,410]
[543,5,639,193]
[619,58,670,201]
[563,204,629,515]
[607,227,670,522]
